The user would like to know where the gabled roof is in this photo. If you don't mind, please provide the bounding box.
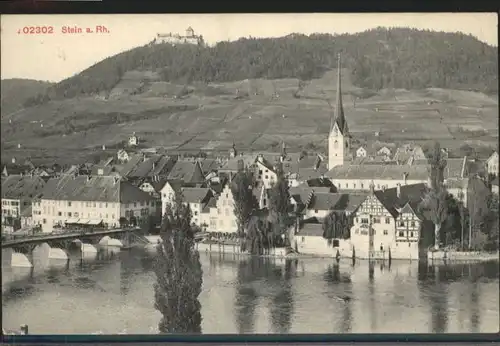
[325,164,430,181]
[1,175,46,199]
[181,187,211,204]
[202,197,217,213]
[167,160,205,184]
[39,175,153,203]
[2,164,33,176]
[373,183,429,218]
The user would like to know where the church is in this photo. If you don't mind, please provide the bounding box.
[324,54,431,192]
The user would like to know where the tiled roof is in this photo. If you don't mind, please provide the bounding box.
[122,155,176,179]
[289,186,332,205]
[219,154,258,172]
[308,192,368,213]
[202,197,217,213]
[351,157,397,165]
[167,160,205,184]
[2,164,33,176]
[39,175,153,203]
[303,178,335,189]
[325,164,430,181]
[181,187,211,203]
[297,223,324,237]
[445,178,468,190]
[1,175,46,199]
[374,183,429,218]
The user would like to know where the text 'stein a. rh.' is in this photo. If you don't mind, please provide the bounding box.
[17,26,110,35]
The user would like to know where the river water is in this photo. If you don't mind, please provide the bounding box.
[2,249,499,334]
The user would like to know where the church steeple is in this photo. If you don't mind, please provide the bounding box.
[330,53,349,135]
[328,52,351,170]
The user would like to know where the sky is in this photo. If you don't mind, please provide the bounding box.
[1,13,498,82]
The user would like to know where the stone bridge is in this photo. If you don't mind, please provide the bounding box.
[1,228,150,269]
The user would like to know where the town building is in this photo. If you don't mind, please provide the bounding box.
[376,146,392,158]
[1,175,46,233]
[128,133,139,147]
[486,151,498,177]
[356,147,368,158]
[181,187,213,227]
[348,183,431,260]
[33,175,155,233]
[117,149,131,163]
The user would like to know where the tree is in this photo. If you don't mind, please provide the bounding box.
[153,193,203,334]
[322,211,353,244]
[231,164,258,249]
[419,141,448,250]
[467,177,494,249]
[268,163,292,247]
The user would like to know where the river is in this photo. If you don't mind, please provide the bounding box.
[2,249,499,334]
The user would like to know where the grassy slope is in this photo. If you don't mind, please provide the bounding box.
[0,79,54,117]
[1,69,497,165]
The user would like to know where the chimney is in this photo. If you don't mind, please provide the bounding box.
[396,183,401,198]
[11,157,16,164]
[17,143,21,149]
[102,145,106,151]
[257,154,264,163]
[143,153,147,162]
[369,182,375,195]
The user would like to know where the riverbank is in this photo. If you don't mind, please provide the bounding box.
[428,250,499,262]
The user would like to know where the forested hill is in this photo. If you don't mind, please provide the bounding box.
[26,27,498,105]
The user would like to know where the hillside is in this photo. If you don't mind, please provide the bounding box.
[0,79,53,116]
[1,69,497,166]
[22,27,498,107]
[1,27,497,165]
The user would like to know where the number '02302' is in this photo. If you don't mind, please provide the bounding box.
[18,26,55,34]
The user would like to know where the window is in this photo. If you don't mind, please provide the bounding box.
[194,211,198,216]
[68,212,72,217]
[346,183,349,188]
[105,203,108,208]
[43,218,46,224]
[93,202,96,207]
[334,140,338,149]
[140,201,145,207]
[68,201,72,207]
[265,175,268,179]
[58,212,62,216]
[373,218,380,223]
[353,184,356,189]
[400,221,405,227]
[301,237,305,242]
[383,230,388,235]
[361,218,369,224]
[333,239,340,247]
[361,183,364,189]
[355,218,359,223]
[411,221,415,227]
[134,203,137,208]
[259,170,263,175]
[410,232,414,237]
[399,231,404,237]
[385,217,391,224]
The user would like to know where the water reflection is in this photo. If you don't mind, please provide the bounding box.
[2,251,499,334]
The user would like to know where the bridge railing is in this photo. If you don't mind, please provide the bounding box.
[1,227,135,244]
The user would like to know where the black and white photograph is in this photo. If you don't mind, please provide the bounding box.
[1,13,499,335]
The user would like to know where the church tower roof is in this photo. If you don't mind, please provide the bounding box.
[330,53,349,136]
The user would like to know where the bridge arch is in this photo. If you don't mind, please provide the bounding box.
[98,236,123,248]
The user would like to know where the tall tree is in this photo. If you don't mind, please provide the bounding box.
[269,162,292,246]
[419,141,448,250]
[153,193,203,334]
[467,177,493,249]
[231,163,258,250]
[322,211,353,243]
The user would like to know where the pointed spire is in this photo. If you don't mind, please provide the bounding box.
[330,53,348,135]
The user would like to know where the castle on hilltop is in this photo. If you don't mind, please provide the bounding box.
[152,26,204,46]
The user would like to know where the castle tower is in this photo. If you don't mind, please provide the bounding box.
[328,53,351,169]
